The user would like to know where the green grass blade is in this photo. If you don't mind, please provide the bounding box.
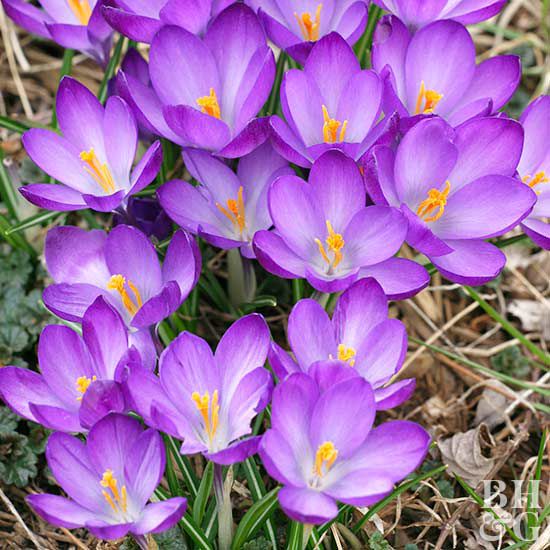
[165,436,199,500]
[0,149,21,220]
[354,4,382,68]
[287,521,304,550]
[51,49,75,127]
[193,461,214,527]
[97,35,126,104]
[5,210,62,235]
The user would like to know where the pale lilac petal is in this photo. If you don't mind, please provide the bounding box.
[19,183,87,211]
[278,486,338,524]
[324,469,393,507]
[42,283,109,323]
[26,495,95,529]
[374,379,416,410]
[132,498,187,535]
[259,429,306,486]
[253,230,307,278]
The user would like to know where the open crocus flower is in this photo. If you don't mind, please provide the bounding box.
[158,142,292,258]
[102,0,233,43]
[246,0,368,64]
[372,17,521,127]
[270,33,385,168]
[42,224,201,331]
[364,116,537,284]
[269,279,415,409]
[27,414,187,542]
[517,95,550,249]
[129,4,274,158]
[2,0,112,65]
[20,78,162,213]
[259,370,430,523]
[253,150,429,298]
[0,297,145,432]
[126,314,272,465]
[373,0,506,30]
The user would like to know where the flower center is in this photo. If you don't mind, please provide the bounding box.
[107,274,143,316]
[314,441,338,477]
[100,469,128,515]
[417,181,451,222]
[522,171,549,194]
[216,186,246,235]
[80,148,116,194]
[191,390,220,442]
[75,375,97,401]
[414,81,443,115]
[294,4,322,42]
[67,0,92,25]
[315,220,345,270]
[197,88,221,119]
[322,105,348,144]
[337,344,356,366]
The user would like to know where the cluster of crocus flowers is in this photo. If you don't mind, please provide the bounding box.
[20,78,162,213]
[1,0,113,64]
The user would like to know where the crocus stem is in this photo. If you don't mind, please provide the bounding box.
[302,523,313,548]
[133,534,148,549]
[227,248,256,307]
[310,291,330,309]
[213,464,233,550]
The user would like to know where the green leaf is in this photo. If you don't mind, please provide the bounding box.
[98,36,127,104]
[0,429,38,487]
[368,531,393,550]
[242,536,273,550]
[153,525,190,549]
[490,347,531,378]
[193,461,213,527]
[0,407,19,433]
[231,487,280,550]
[0,324,30,358]
[286,522,303,550]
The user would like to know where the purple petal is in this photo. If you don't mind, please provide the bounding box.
[431,239,506,285]
[268,342,301,380]
[205,436,261,465]
[259,429,306,487]
[42,283,109,323]
[519,95,550,176]
[129,140,163,195]
[26,494,95,529]
[374,378,416,410]
[2,0,51,38]
[131,281,181,328]
[253,230,308,278]
[324,469,394,507]
[269,115,311,168]
[162,229,201,300]
[217,117,272,158]
[132,498,187,535]
[19,183,86,211]
[402,205,454,257]
[102,6,163,43]
[30,404,82,432]
[278,486,338,524]
[78,380,127,430]
[522,218,550,250]
[83,190,126,212]
[288,299,336,368]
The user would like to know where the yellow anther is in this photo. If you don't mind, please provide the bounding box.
[416,181,451,222]
[294,4,322,41]
[522,171,549,195]
[322,105,348,144]
[67,0,92,25]
[197,88,221,119]
[75,375,97,401]
[414,81,443,115]
[216,186,246,234]
[315,220,345,269]
[191,390,220,442]
[314,441,338,477]
[80,148,116,194]
[107,274,143,317]
[337,344,356,367]
[100,469,127,514]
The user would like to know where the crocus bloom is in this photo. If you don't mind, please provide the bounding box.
[102,0,234,43]
[126,314,272,465]
[253,150,429,298]
[372,18,521,126]
[246,0,368,64]
[125,4,274,157]
[42,224,201,331]
[158,142,292,258]
[517,95,550,249]
[364,116,537,284]
[372,0,506,29]
[0,297,144,432]
[259,370,430,523]
[27,414,187,541]
[269,279,415,409]
[20,78,162,213]
[2,0,112,65]
[270,33,385,168]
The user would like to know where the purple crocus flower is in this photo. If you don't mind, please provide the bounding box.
[517,95,550,249]
[2,0,112,65]
[372,17,521,126]
[120,4,275,158]
[253,149,429,298]
[259,369,430,523]
[246,0,368,64]
[102,0,234,43]
[27,414,187,542]
[270,33,385,168]
[126,314,272,465]
[19,78,162,213]
[158,142,292,258]
[364,116,537,284]
[269,279,415,410]
[373,0,506,29]
[42,224,201,332]
[0,297,146,432]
